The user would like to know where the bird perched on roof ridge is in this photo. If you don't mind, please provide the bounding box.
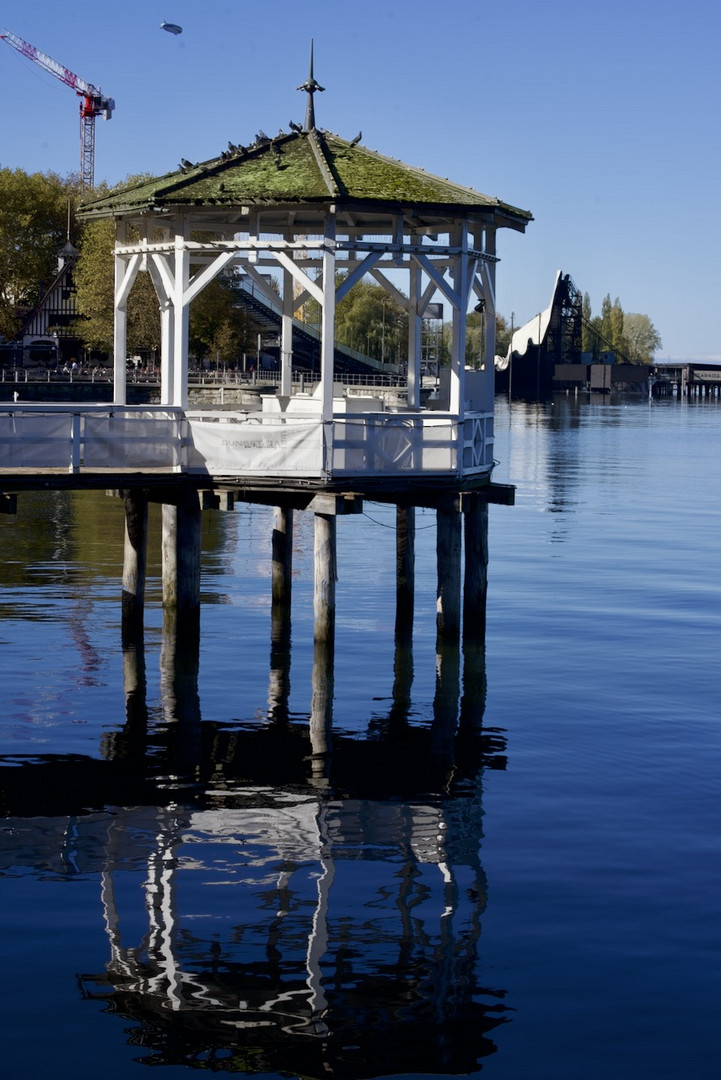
[350,131,362,146]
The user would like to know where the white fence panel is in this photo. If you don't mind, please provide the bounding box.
[82,413,184,469]
[331,415,459,475]
[0,412,72,467]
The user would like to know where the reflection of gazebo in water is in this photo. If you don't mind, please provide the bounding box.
[0,557,509,1077]
[76,789,508,1078]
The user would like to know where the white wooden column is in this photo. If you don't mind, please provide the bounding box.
[113,222,131,406]
[479,226,497,414]
[113,254,128,407]
[281,258,294,397]
[147,253,174,406]
[407,259,422,409]
[449,225,469,418]
[172,222,190,409]
[319,213,336,425]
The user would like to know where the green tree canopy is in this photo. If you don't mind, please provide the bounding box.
[73,218,160,356]
[584,291,661,364]
[189,278,257,365]
[623,313,662,364]
[303,274,408,364]
[0,167,81,339]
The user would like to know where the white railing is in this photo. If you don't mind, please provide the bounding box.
[0,405,187,473]
[1,404,494,479]
[185,410,494,478]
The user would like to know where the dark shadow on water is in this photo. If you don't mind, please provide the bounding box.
[0,597,509,1079]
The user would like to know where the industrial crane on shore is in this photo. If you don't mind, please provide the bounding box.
[1,28,114,188]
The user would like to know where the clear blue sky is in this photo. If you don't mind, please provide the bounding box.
[1,0,718,361]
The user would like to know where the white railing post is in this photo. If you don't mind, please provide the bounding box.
[69,412,82,473]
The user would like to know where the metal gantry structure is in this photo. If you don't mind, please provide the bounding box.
[1,28,114,187]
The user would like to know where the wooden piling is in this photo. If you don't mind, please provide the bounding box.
[436,506,462,642]
[271,505,294,611]
[313,512,337,646]
[463,495,489,643]
[269,506,293,724]
[395,505,415,637]
[121,489,148,638]
[161,486,201,631]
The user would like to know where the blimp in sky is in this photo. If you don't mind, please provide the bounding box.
[160,21,183,35]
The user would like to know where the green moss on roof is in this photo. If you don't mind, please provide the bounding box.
[79,129,532,222]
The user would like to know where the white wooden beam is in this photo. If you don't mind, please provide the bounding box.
[335,251,383,302]
[414,252,461,310]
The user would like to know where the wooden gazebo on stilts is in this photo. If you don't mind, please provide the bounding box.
[79,51,531,490]
[76,53,534,651]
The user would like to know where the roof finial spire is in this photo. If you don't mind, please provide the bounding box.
[297,39,324,132]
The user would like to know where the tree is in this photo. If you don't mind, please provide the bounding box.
[73,218,160,357]
[465,310,511,367]
[581,292,593,352]
[0,167,81,339]
[599,293,613,347]
[189,278,257,366]
[582,292,661,364]
[623,313,662,364]
[337,278,407,363]
[302,274,408,364]
[495,313,511,358]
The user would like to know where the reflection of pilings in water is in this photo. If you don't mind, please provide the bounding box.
[269,506,293,724]
[459,641,487,735]
[305,802,334,1034]
[121,489,148,638]
[105,640,149,761]
[159,606,202,777]
[431,640,461,770]
[74,788,505,1075]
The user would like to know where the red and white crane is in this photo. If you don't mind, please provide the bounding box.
[1,28,114,188]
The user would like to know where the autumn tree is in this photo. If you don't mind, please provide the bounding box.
[0,167,81,339]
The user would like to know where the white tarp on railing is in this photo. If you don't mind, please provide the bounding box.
[186,416,324,475]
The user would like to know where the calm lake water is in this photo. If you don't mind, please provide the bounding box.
[1,393,719,1079]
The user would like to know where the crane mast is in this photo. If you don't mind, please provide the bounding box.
[1,28,114,187]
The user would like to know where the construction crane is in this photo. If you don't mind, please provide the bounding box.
[1,28,114,188]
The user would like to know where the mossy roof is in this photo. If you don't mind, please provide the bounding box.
[79,129,532,226]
